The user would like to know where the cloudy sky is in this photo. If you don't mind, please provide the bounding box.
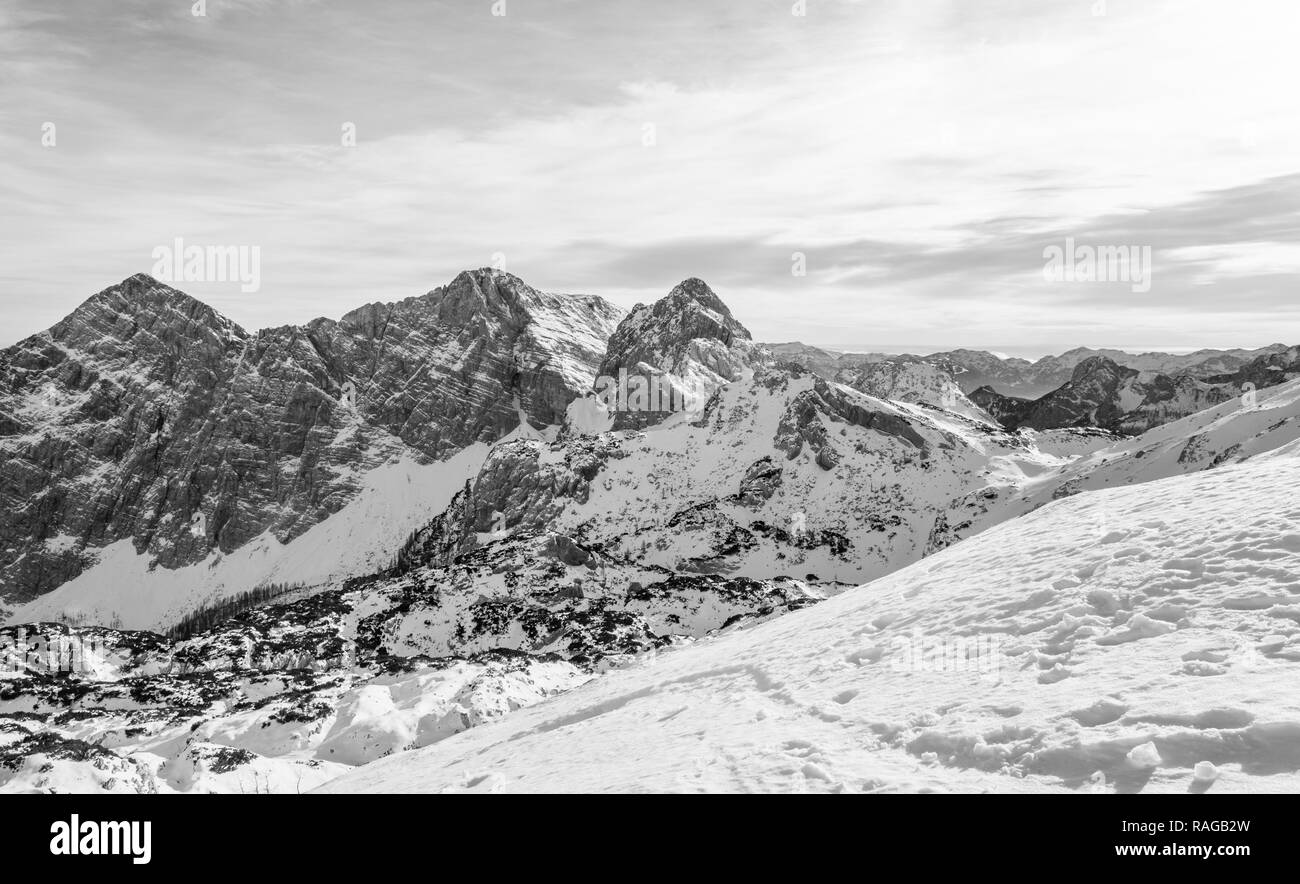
[2,0,1298,357]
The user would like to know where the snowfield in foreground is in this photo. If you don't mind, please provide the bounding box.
[321,444,1300,794]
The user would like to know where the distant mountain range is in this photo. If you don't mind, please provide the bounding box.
[765,341,1291,399]
[969,351,1300,435]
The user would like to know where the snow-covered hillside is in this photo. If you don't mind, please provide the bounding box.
[420,363,1113,592]
[6,269,1297,795]
[946,376,1300,545]
[6,444,489,630]
[0,530,823,793]
[833,360,995,425]
[320,444,1300,794]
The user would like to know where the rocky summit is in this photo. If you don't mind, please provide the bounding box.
[0,270,621,613]
[595,278,762,426]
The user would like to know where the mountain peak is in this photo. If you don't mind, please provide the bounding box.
[602,279,752,369]
[594,279,760,425]
[452,266,526,289]
[1069,354,1130,381]
[50,274,247,346]
[641,278,751,342]
[425,267,544,327]
[665,277,732,316]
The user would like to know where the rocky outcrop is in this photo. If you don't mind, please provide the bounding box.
[595,278,762,427]
[735,456,783,507]
[969,385,1034,427]
[306,269,622,453]
[0,270,622,607]
[775,375,931,470]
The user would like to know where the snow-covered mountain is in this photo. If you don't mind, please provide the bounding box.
[389,362,1105,594]
[0,534,821,793]
[319,393,1300,793]
[762,342,892,378]
[596,278,761,427]
[1024,344,1291,392]
[934,345,1289,399]
[4,270,1298,795]
[970,356,1231,434]
[971,350,1300,436]
[0,270,622,625]
[0,277,1130,793]
[946,374,1300,547]
[833,360,995,425]
[770,342,1291,399]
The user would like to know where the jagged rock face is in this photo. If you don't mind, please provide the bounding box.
[307,269,622,453]
[596,278,762,426]
[774,376,931,471]
[0,271,621,608]
[394,436,627,570]
[601,278,751,365]
[736,456,782,507]
[979,357,1136,432]
[1116,374,1239,434]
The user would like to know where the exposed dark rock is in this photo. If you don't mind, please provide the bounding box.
[0,270,621,606]
[736,456,783,507]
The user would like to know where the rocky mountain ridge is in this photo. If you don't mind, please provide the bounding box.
[768,342,1290,399]
[971,349,1300,435]
[5,272,1299,794]
[0,270,622,614]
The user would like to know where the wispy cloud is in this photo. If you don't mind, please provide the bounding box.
[1,0,1298,355]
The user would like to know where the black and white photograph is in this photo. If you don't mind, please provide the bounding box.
[1,0,1296,862]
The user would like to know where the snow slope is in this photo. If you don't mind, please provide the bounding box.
[320,446,1300,794]
[450,366,1116,597]
[834,360,996,426]
[948,376,1300,544]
